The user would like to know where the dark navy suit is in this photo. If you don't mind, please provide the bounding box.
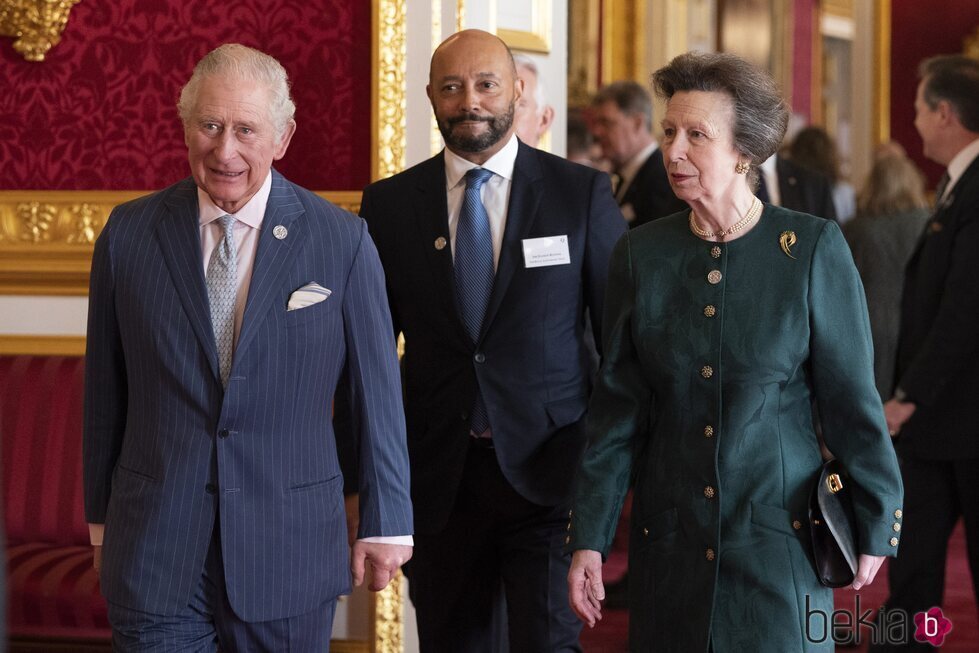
[83,171,412,627]
[361,141,625,650]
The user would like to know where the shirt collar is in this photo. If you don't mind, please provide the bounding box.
[944,137,979,197]
[197,171,273,229]
[617,140,658,184]
[444,134,519,190]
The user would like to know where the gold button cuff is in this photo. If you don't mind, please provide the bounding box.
[894,509,903,519]
[889,537,899,547]
[710,246,721,259]
[706,548,716,561]
[704,425,714,438]
[893,523,901,532]
[704,305,716,317]
[701,366,713,379]
[704,486,715,499]
[708,270,722,284]
[792,520,802,530]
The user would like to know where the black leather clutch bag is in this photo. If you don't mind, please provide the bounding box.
[809,458,859,587]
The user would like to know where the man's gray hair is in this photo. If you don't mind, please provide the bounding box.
[514,53,547,111]
[592,80,653,130]
[177,43,296,139]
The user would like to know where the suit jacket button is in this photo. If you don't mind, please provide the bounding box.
[704,425,714,438]
[705,547,716,561]
[205,483,217,494]
[219,429,230,439]
[704,486,716,499]
[474,352,486,363]
[792,520,802,530]
[701,365,713,379]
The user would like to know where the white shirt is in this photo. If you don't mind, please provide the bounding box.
[444,134,519,269]
[615,140,659,203]
[942,137,979,202]
[759,155,782,206]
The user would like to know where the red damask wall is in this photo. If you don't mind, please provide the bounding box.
[890,0,979,188]
[0,1,371,191]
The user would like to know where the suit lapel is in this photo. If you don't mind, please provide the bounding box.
[413,154,473,346]
[234,170,308,360]
[157,179,221,382]
[909,155,979,265]
[480,142,544,339]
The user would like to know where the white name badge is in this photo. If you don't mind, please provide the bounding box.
[522,235,571,268]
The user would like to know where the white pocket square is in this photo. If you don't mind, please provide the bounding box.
[288,282,332,311]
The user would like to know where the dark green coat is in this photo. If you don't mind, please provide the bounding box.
[569,206,904,652]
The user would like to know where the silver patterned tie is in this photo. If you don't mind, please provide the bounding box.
[207,215,237,387]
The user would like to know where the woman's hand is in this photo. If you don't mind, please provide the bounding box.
[568,549,605,627]
[851,554,886,590]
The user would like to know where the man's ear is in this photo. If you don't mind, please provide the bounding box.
[273,120,297,160]
[539,105,555,136]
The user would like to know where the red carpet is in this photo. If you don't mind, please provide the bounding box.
[581,521,976,651]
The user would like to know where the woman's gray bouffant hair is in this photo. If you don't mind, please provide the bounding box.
[652,52,788,187]
[177,44,296,140]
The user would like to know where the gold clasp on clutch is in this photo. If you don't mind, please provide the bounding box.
[826,473,843,494]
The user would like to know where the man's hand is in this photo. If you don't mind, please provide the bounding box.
[93,545,102,577]
[344,494,360,547]
[351,541,412,591]
[568,549,605,628]
[883,399,916,437]
[850,554,886,591]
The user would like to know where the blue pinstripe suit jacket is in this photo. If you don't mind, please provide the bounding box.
[83,171,412,621]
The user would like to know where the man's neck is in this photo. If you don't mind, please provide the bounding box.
[447,131,515,166]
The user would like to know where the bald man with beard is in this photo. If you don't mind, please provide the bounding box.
[359,30,625,652]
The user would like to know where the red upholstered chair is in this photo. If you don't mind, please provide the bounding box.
[1,355,110,651]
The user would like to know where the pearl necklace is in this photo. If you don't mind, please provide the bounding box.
[689,196,763,239]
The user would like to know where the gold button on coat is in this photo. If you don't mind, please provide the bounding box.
[710,246,721,259]
[704,305,716,317]
[895,509,903,519]
[890,537,899,547]
[704,486,715,499]
[792,520,802,530]
[706,548,716,561]
[707,270,722,284]
[893,523,901,532]
[704,425,714,438]
[701,366,713,378]
[643,527,649,536]
[434,236,447,250]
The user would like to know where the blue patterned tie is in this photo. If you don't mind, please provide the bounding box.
[455,167,495,434]
[206,215,237,387]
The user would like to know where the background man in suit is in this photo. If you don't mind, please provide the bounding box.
[84,44,412,651]
[757,152,838,221]
[872,55,979,653]
[512,53,555,149]
[591,80,687,227]
[360,30,625,652]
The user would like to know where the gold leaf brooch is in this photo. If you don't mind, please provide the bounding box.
[779,231,797,259]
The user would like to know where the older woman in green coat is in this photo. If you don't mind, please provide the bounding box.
[567,52,904,652]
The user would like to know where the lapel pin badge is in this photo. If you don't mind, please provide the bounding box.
[779,231,797,259]
[434,236,447,251]
[273,225,288,240]
[929,221,944,233]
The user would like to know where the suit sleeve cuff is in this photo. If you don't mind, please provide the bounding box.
[88,523,104,546]
[359,535,413,546]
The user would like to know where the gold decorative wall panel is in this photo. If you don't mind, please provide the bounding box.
[373,0,408,180]
[0,191,361,295]
[0,0,81,61]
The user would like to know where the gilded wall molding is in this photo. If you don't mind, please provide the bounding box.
[0,190,362,295]
[873,0,891,145]
[372,0,408,181]
[0,0,81,61]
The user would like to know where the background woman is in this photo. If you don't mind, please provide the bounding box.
[566,52,904,652]
[844,151,931,399]
[789,125,857,224]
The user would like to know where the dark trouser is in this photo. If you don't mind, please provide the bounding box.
[406,441,582,653]
[107,526,336,652]
[869,456,979,652]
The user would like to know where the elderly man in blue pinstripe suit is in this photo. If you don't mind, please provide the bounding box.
[83,44,413,651]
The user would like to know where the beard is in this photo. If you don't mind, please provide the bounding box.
[437,102,515,153]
